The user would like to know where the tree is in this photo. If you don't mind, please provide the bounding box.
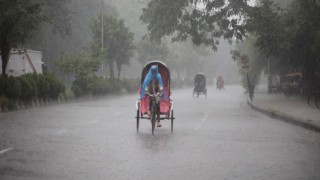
[91,15,135,79]
[136,37,169,65]
[232,0,320,91]
[56,52,101,79]
[24,0,117,76]
[140,0,256,50]
[251,0,320,82]
[0,0,47,75]
[43,0,72,36]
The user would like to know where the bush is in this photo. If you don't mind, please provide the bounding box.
[69,77,149,97]
[0,76,21,101]
[71,84,83,97]
[0,96,9,111]
[35,74,50,100]
[0,76,6,95]
[6,76,22,100]
[58,93,66,103]
[58,89,75,102]
[72,77,112,97]
[19,74,37,103]
[122,78,140,93]
[64,89,75,101]
[91,77,111,95]
[43,73,65,99]
[0,73,65,108]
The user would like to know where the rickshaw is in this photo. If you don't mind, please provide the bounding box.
[282,72,303,97]
[193,73,207,97]
[135,61,174,135]
[216,76,225,90]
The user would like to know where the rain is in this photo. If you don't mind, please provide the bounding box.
[1,0,320,179]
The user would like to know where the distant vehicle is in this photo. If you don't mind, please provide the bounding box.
[216,76,225,90]
[0,49,43,76]
[282,72,303,97]
[193,73,207,97]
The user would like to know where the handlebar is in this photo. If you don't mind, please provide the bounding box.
[148,93,162,104]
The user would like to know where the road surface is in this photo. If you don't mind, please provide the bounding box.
[1,85,320,180]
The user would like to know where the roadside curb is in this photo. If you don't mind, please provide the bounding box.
[247,98,320,133]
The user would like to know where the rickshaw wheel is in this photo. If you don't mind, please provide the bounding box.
[171,110,174,133]
[151,110,156,135]
[136,109,140,131]
[283,90,290,97]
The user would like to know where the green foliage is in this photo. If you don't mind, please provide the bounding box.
[56,52,101,79]
[58,89,75,103]
[24,0,117,75]
[72,77,107,97]
[43,73,65,99]
[0,0,48,75]
[70,77,140,98]
[140,0,252,50]
[19,74,37,103]
[0,96,9,111]
[136,38,169,65]
[231,0,320,91]
[4,76,22,101]
[121,78,140,93]
[249,0,319,70]
[44,0,72,36]
[0,73,65,107]
[35,74,50,100]
[91,15,135,78]
[71,85,82,98]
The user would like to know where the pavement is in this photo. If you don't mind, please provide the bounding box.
[247,85,320,132]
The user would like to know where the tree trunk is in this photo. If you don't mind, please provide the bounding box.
[0,40,10,76]
[108,60,114,79]
[116,62,121,79]
[117,69,121,79]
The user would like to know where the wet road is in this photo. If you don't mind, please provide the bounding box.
[1,85,320,180]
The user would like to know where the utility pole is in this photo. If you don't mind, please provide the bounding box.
[101,0,104,78]
[268,58,271,94]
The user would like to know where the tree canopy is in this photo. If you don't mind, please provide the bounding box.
[136,37,169,65]
[56,52,101,79]
[0,0,48,75]
[141,0,320,89]
[140,0,255,50]
[91,15,135,79]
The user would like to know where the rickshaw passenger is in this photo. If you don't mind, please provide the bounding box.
[140,65,165,127]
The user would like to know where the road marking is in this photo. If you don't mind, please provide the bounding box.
[195,112,210,130]
[0,148,13,155]
[56,129,67,134]
[88,120,99,124]
[112,112,122,117]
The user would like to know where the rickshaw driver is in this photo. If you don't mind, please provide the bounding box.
[140,65,165,127]
[216,75,225,89]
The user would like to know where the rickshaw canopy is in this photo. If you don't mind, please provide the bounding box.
[285,72,302,77]
[141,61,171,92]
[194,73,206,87]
